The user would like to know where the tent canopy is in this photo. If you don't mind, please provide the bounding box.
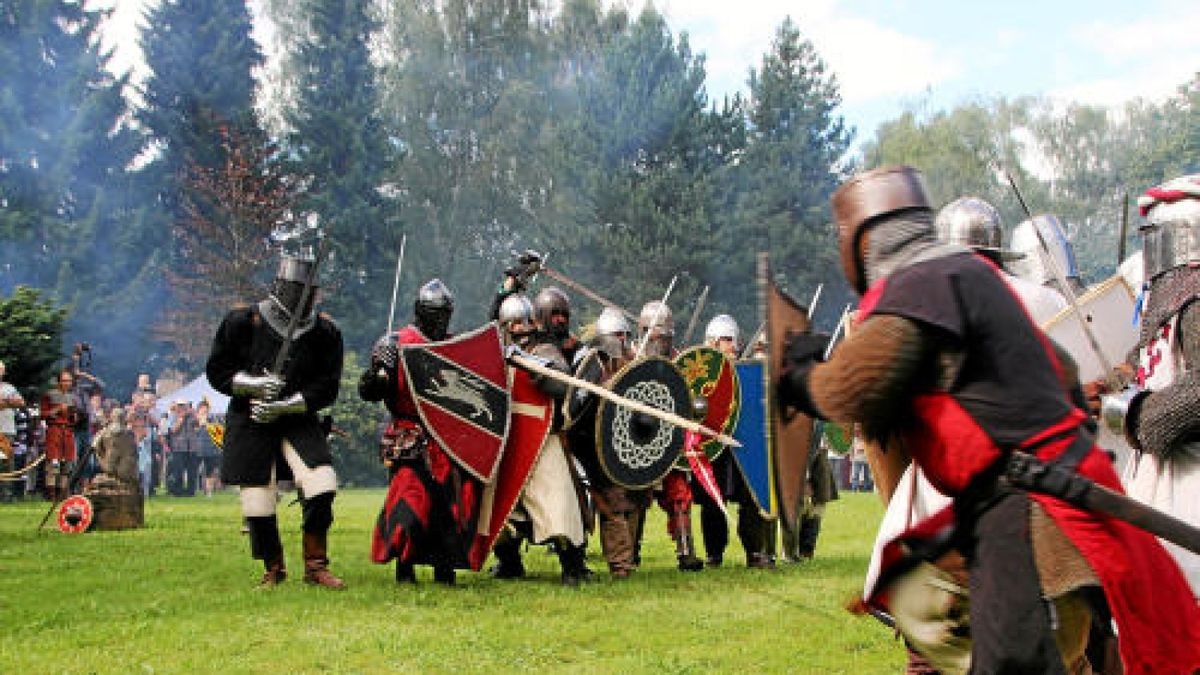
[155,374,230,416]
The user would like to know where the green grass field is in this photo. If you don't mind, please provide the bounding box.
[0,490,903,674]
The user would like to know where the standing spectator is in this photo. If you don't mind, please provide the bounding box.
[849,425,873,492]
[0,360,26,501]
[40,369,80,501]
[156,411,170,494]
[195,400,222,497]
[128,390,156,497]
[167,400,200,496]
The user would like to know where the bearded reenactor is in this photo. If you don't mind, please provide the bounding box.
[695,314,775,568]
[488,287,591,586]
[777,165,1200,673]
[206,252,345,589]
[361,279,478,586]
[1104,175,1200,596]
[637,301,704,571]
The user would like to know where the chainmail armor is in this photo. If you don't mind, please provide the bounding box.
[1139,266,1200,345]
[1135,302,1200,456]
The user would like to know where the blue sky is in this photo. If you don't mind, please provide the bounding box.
[98,0,1199,148]
[649,0,1199,144]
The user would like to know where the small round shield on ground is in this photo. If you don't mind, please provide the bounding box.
[58,495,93,534]
[562,347,606,431]
[596,356,691,489]
[673,346,740,468]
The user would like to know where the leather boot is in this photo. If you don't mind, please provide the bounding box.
[247,516,286,588]
[489,533,525,579]
[259,555,287,588]
[395,562,417,584]
[557,541,592,587]
[797,515,822,561]
[302,531,346,590]
[433,565,457,586]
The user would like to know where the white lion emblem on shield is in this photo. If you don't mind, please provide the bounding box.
[428,369,494,422]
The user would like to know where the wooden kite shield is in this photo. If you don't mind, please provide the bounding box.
[761,253,815,534]
[399,323,511,483]
[673,346,740,469]
[468,368,554,571]
[732,359,776,517]
[596,356,691,489]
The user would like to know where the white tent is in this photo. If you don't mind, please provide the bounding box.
[155,373,230,416]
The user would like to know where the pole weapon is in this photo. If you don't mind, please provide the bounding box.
[635,274,678,359]
[272,238,329,377]
[680,285,710,346]
[1003,170,1117,387]
[540,266,637,321]
[507,352,740,447]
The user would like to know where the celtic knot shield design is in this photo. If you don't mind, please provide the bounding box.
[596,357,691,488]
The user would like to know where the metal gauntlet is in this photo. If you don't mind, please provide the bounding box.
[1100,386,1148,450]
[232,371,284,401]
[250,392,307,424]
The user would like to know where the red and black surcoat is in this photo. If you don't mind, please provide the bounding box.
[851,252,1200,673]
[369,325,482,570]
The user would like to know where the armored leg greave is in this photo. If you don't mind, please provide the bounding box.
[669,509,703,571]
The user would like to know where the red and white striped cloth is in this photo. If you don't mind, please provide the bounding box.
[1138,174,1200,215]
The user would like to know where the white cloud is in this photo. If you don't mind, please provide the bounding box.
[1070,3,1200,63]
[1051,2,1200,107]
[648,0,960,105]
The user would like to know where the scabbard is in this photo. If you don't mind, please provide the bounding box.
[1005,451,1200,555]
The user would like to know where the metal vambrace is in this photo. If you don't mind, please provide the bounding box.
[250,392,307,424]
[1100,386,1149,450]
[232,371,284,401]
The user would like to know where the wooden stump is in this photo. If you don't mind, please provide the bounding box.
[85,477,144,530]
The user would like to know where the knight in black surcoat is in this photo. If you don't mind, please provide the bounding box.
[205,252,345,589]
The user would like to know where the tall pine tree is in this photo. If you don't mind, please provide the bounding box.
[136,0,265,374]
[272,0,392,348]
[733,18,852,325]
[0,0,155,392]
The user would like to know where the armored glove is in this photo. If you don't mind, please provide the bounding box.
[777,331,832,419]
[504,249,543,291]
[250,392,307,424]
[232,371,284,401]
[370,334,399,371]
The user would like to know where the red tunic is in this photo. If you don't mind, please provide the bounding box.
[40,390,77,462]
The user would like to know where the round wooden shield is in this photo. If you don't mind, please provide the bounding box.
[58,495,93,534]
[562,347,606,431]
[596,357,691,489]
[673,346,740,468]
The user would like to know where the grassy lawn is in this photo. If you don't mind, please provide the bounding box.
[0,489,902,674]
